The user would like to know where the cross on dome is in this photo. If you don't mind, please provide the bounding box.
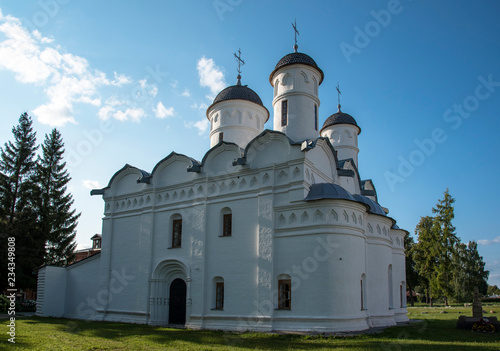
[291,19,299,52]
[234,48,245,85]
[336,82,342,111]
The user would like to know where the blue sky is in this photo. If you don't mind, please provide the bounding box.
[0,0,499,286]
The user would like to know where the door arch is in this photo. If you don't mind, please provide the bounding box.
[169,278,187,325]
[149,259,190,326]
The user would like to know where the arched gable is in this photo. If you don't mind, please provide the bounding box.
[92,164,150,198]
[151,152,198,188]
[304,137,339,182]
[199,142,242,177]
[242,130,300,168]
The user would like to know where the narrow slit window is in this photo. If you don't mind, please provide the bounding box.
[223,213,232,236]
[219,132,224,143]
[215,282,224,310]
[172,219,182,248]
[281,100,288,126]
[278,279,291,309]
[314,104,318,131]
[400,285,403,308]
[361,279,364,310]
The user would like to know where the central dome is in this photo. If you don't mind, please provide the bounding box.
[269,52,324,84]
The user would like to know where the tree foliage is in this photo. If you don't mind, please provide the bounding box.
[36,129,80,266]
[409,189,489,304]
[0,113,79,292]
[452,241,489,301]
[0,113,42,291]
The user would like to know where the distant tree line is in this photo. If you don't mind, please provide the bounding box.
[405,189,489,306]
[0,112,79,293]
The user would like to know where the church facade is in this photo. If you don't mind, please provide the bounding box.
[36,48,409,332]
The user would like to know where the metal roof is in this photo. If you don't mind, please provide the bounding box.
[304,183,357,203]
[212,84,264,106]
[269,52,324,84]
[321,110,360,134]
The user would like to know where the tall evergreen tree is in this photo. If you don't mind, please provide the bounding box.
[404,233,421,306]
[36,129,80,265]
[452,240,489,301]
[0,113,42,291]
[412,215,438,306]
[431,189,458,306]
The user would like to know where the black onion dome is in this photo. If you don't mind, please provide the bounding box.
[320,109,361,134]
[269,52,324,85]
[212,84,264,106]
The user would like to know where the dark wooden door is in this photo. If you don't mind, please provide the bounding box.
[168,278,186,325]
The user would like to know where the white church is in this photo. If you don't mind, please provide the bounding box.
[36,43,409,332]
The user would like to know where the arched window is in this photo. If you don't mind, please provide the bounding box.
[171,214,182,248]
[220,207,232,237]
[361,273,367,310]
[213,277,224,310]
[281,100,288,127]
[278,274,291,310]
[314,104,318,131]
[400,281,406,308]
[388,264,393,309]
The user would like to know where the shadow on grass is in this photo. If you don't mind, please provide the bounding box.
[12,316,500,350]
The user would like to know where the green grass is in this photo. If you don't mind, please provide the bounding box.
[1,306,499,350]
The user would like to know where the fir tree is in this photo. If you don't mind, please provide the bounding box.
[412,215,438,305]
[404,233,421,306]
[431,189,458,306]
[452,240,489,301]
[36,129,80,265]
[0,113,42,291]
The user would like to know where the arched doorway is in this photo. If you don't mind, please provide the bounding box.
[169,278,186,325]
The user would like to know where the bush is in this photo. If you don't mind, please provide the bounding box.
[0,296,37,313]
[17,300,37,312]
[482,297,500,303]
[0,295,9,313]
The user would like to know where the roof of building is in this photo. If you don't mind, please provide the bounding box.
[269,52,324,84]
[320,107,361,134]
[304,183,357,203]
[352,194,387,216]
[210,75,264,107]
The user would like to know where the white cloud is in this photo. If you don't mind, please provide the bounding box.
[197,56,226,97]
[181,88,190,97]
[185,118,209,135]
[82,180,102,190]
[112,72,131,86]
[190,102,209,111]
[478,236,500,246]
[113,108,145,122]
[0,12,139,126]
[153,101,175,119]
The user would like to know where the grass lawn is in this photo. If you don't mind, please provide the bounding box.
[1,305,499,350]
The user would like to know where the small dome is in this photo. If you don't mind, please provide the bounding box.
[269,52,324,84]
[206,76,269,121]
[211,84,264,106]
[320,108,361,134]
